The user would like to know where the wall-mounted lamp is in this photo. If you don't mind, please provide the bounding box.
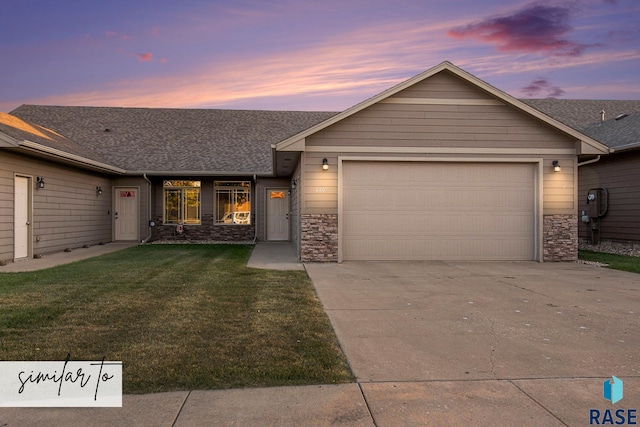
[322,158,329,171]
[96,186,103,196]
[36,176,45,189]
[552,160,561,172]
[291,178,297,189]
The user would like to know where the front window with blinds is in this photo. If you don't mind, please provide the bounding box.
[163,180,201,224]
[215,181,251,224]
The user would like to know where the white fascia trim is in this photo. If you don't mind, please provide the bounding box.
[0,132,21,148]
[132,170,274,177]
[338,155,543,164]
[19,140,126,174]
[306,146,576,155]
[609,141,640,152]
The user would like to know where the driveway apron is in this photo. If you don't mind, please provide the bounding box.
[306,261,640,426]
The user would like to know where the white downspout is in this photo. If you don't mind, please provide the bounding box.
[577,155,601,167]
[141,173,153,243]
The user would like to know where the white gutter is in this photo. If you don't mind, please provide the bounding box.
[19,140,126,174]
[607,142,640,152]
[577,156,601,167]
[127,170,272,176]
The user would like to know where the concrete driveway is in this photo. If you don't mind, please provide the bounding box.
[306,261,640,426]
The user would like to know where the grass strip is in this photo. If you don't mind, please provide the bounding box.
[579,250,640,274]
[0,244,354,393]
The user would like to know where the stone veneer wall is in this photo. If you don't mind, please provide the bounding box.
[301,214,338,262]
[151,214,255,242]
[543,214,577,261]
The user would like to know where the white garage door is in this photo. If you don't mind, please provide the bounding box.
[342,161,536,261]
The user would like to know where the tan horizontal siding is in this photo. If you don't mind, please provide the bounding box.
[307,105,574,150]
[389,70,494,100]
[0,151,113,261]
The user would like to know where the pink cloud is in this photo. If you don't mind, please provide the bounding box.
[138,53,152,62]
[521,77,565,98]
[448,4,591,57]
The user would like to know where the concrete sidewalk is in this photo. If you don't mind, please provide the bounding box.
[0,241,139,272]
[246,241,304,270]
[0,384,374,427]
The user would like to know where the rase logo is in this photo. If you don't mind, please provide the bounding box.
[604,376,624,405]
[589,376,637,425]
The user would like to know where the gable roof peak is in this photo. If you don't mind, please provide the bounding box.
[276,61,607,154]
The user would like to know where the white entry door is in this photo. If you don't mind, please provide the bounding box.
[14,176,30,259]
[266,189,289,241]
[115,188,139,241]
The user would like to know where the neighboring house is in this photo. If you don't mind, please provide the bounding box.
[1,62,609,265]
[524,100,640,246]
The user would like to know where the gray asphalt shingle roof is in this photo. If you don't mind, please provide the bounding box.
[7,99,640,172]
[0,111,110,164]
[522,99,640,150]
[10,105,337,174]
[582,112,640,151]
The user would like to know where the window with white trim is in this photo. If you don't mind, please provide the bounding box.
[163,180,201,224]
[215,181,251,224]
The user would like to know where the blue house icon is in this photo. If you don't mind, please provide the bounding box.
[603,376,624,404]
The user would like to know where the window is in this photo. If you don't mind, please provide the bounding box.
[215,181,251,224]
[163,180,201,224]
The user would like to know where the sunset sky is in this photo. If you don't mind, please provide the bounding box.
[1,0,638,113]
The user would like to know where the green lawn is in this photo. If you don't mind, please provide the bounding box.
[0,244,354,393]
[579,250,640,274]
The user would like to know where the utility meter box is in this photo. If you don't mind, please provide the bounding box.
[586,188,608,219]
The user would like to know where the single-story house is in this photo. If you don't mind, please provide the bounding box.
[523,100,640,246]
[1,61,610,265]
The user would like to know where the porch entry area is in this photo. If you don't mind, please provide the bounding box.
[266,188,289,241]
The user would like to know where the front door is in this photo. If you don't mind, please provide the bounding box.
[115,188,139,240]
[14,176,31,259]
[266,189,289,241]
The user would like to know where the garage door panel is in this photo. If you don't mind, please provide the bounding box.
[344,236,535,261]
[347,187,533,210]
[342,162,536,261]
[344,212,533,235]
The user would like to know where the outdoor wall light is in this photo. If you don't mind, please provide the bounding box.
[552,160,561,172]
[36,176,45,188]
[322,158,329,170]
[96,186,103,196]
[291,178,297,189]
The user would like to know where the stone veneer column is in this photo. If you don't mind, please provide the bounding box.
[300,214,338,262]
[543,214,578,261]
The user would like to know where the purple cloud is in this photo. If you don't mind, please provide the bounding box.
[448,4,590,56]
[521,77,565,98]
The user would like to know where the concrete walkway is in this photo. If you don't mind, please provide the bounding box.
[0,241,139,272]
[246,241,304,270]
